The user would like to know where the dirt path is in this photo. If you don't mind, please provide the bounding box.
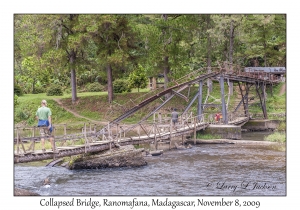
[279,83,286,96]
[52,98,108,124]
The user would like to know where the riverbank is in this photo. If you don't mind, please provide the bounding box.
[14,188,40,196]
[186,138,283,145]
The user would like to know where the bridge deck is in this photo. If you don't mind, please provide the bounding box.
[14,115,249,163]
[14,120,211,163]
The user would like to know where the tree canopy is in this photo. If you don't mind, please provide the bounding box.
[14,14,286,103]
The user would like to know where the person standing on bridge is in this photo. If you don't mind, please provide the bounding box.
[36,100,55,152]
[171,108,179,127]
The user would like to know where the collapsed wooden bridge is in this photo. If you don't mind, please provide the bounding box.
[14,64,282,163]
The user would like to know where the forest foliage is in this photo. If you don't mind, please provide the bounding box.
[14,14,286,103]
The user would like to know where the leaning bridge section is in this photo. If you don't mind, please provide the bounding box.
[14,65,282,163]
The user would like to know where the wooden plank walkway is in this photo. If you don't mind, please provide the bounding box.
[14,121,210,163]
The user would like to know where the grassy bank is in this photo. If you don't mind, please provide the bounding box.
[264,132,286,143]
[196,133,222,139]
[248,82,286,114]
[14,81,286,127]
[14,89,150,126]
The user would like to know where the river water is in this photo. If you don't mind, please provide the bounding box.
[14,131,286,196]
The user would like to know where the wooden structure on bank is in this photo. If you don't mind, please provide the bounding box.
[148,74,164,90]
[14,63,282,163]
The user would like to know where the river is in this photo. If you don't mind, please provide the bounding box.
[14,131,286,196]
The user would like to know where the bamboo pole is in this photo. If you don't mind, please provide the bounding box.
[170,118,173,150]
[51,125,56,160]
[16,128,19,155]
[154,123,157,150]
[116,124,119,142]
[63,124,67,146]
[108,123,111,152]
[194,117,197,145]
[84,123,87,153]
[32,127,35,152]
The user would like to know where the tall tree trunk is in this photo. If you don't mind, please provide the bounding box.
[107,64,113,104]
[228,19,235,95]
[32,79,36,94]
[70,50,77,104]
[163,56,170,89]
[206,14,213,93]
[229,20,234,64]
[162,14,171,99]
[262,27,267,67]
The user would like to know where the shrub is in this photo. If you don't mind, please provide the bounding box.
[64,87,71,94]
[46,84,63,96]
[33,86,45,94]
[277,121,286,131]
[264,132,286,143]
[14,84,23,96]
[15,107,29,121]
[128,65,148,92]
[113,79,131,93]
[14,94,19,106]
[196,133,221,139]
[86,82,104,92]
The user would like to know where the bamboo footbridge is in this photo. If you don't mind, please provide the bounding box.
[14,63,283,163]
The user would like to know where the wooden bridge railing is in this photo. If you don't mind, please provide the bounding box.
[98,112,217,148]
[14,111,251,158]
[14,106,251,156]
[218,61,283,83]
[14,123,101,155]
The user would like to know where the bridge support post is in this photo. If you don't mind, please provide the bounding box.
[261,83,268,119]
[182,90,200,116]
[197,80,203,121]
[245,84,251,117]
[255,82,268,119]
[237,82,250,117]
[219,75,228,124]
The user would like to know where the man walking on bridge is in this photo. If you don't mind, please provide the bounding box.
[36,100,55,152]
[171,108,179,127]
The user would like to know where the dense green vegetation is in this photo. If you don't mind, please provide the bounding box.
[196,133,222,139]
[264,132,286,143]
[248,82,286,115]
[14,14,286,126]
[14,14,286,103]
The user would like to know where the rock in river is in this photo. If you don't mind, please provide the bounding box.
[68,145,147,170]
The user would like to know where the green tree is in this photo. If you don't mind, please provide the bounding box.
[15,14,94,103]
[79,14,137,103]
[241,14,286,66]
[140,15,194,96]
[21,56,50,93]
[128,64,147,92]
